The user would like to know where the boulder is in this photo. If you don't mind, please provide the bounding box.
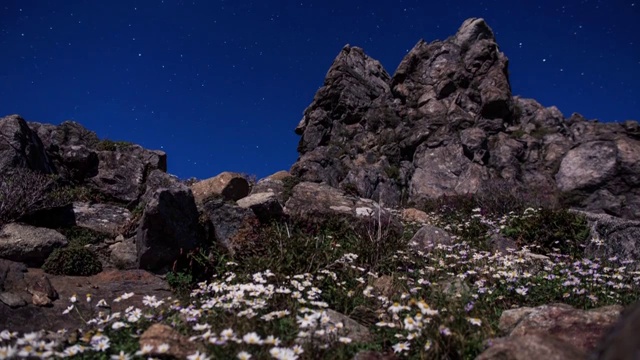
[556,141,618,193]
[109,236,137,270]
[236,192,284,223]
[139,324,207,359]
[190,171,250,204]
[29,120,167,203]
[295,308,373,346]
[592,300,640,360]
[136,171,200,272]
[498,303,622,354]
[250,170,292,204]
[0,223,68,267]
[477,334,586,360]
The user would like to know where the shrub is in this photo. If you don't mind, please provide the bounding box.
[0,168,61,226]
[48,185,108,204]
[166,271,194,297]
[42,247,102,276]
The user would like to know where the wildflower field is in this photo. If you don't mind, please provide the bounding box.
[1,197,638,360]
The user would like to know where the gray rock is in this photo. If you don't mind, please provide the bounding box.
[0,292,27,308]
[136,171,200,272]
[284,182,403,237]
[109,236,137,270]
[409,224,454,253]
[90,145,167,203]
[499,303,622,353]
[591,300,640,360]
[574,210,640,265]
[0,223,68,266]
[556,141,618,192]
[201,198,260,255]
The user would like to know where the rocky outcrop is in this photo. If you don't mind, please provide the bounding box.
[29,119,167,203]
[0,115,53,175]
[89,145,166,203]
[290,18,640,219]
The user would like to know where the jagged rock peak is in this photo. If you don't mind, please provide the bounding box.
[294,44,391,136]
[453,18,495,49]
[290,17,640,220]
[327,45,390,84]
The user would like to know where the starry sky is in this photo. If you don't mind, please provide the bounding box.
[1,1,638,180]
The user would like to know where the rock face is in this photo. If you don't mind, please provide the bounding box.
[290,18,640,219]
[29,119,167,203]
[0,115,53,175]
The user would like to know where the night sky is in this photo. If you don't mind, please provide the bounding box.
[1,1,638,180]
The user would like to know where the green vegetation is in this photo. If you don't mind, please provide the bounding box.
[501,208,590,257]
[42,247,102,276]
[95,139,134,151]
[42,227,106,276]
[3,184,638,360]
[58,226,109,247]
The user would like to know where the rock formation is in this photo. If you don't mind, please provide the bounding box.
[291,17,640,220]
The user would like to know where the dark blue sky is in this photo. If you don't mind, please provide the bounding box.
[1,1,638,180]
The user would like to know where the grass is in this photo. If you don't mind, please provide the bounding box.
[1,198,639,360]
